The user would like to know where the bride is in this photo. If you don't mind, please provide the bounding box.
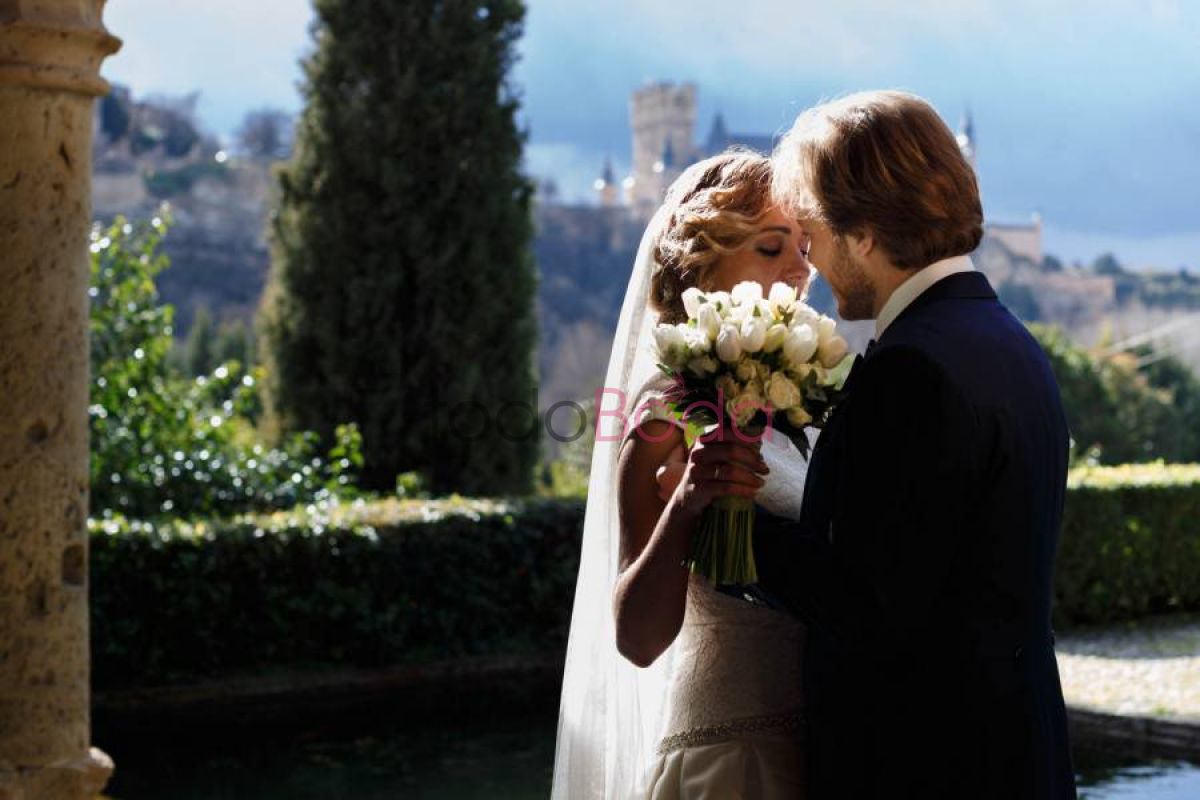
[552,151,817,799]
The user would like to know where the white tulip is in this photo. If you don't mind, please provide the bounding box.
[783,323,819,366]
[681,287,705,320]
[740,315,768,353]
[716,323,743,363]
[786,405,814,427]
[817,316,838,345]
[791,304,820,330]
[818,335,850,369]
[766,372,803,411]
[708,291,732,316]
[653,323,688,367]
[731,280,763,305]
[697,303,722,340]
[768,282,798,314]
[684,327,710,356]
[762,323,788,353]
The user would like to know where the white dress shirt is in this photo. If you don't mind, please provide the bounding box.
[875,255,976,339]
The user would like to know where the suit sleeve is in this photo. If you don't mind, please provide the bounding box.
[754,345,976,653]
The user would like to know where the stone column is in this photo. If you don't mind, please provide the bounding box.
[0,1,120,798]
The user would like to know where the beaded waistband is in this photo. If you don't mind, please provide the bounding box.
[656,709,806,756]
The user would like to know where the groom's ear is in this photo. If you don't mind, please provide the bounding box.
[846,229,876,259]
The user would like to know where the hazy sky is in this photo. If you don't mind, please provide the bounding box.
[103,0,1200,269]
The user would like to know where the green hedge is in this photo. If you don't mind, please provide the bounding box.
[89,465,1200,689]
[1055,463,1200,626]
[90,496,583,690]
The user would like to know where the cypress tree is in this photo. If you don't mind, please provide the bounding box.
[215,318,254,368]
[260,0,538,494]
[185,306,215,376]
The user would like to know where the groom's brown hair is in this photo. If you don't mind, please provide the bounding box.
[772,90,983,270]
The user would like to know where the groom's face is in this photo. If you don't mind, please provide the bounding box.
[802,221,875,321]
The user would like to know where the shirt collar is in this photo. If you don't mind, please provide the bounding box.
[875,255,976,338]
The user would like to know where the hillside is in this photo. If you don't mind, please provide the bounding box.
[88,89,1200,441]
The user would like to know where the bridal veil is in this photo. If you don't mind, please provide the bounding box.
[551,206,678,799]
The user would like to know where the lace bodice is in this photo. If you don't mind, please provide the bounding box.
[632,383,813,754]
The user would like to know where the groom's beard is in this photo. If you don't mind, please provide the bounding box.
[825,238,875,321]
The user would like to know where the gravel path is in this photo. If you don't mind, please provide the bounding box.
[1056,615,1200,722]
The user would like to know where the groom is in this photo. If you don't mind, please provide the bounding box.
[753,91,1077,799]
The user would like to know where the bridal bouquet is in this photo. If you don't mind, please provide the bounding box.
[652,280,853,586]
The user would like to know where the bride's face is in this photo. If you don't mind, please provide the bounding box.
[708,206,813,296]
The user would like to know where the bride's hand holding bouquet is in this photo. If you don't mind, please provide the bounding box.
[652,279,852,586]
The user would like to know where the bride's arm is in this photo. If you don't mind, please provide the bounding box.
[612,420,768,668]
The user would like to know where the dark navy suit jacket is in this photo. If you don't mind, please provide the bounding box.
[754,270,1077,799]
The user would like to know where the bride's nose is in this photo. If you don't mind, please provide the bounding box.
[787,248,813,283]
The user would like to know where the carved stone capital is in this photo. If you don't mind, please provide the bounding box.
[0,0,121,96]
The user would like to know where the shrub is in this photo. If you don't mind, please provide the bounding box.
[88,465,1200,691]
[90,495,584,690]
[1029,324,1196,464]
[89,215,364,518]
[1054,463,1200,626]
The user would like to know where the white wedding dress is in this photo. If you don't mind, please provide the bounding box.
[550,206,813,800]
[634,381,813,799]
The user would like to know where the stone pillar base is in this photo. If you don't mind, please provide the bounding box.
[0,747,114,799]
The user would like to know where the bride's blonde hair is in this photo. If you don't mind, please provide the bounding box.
[650,151,773,324]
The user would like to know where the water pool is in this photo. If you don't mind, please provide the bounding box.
[97,694,1200,799]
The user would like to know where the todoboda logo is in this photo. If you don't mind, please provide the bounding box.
[427,387,779,444]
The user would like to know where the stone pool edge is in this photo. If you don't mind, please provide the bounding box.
[93,657,1200,763]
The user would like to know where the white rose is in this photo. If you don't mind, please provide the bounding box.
[789,363,813,384]
[768,282,798,314]
[755,361,772,382]
[727,380,766,429]
[740,315,768,353]
[816,315,837,345]
[681,287,705,320]
[817,335,850,369]
[731,280,763,305]
[716,374,739,401]
[766,372,803,411]
[716,323,743,362]
[736,359,758,383]
[762,323,788,353]
[783,323,819,366]
[786,405,813,427]
[687,355,719,376]
[697,303,722,340]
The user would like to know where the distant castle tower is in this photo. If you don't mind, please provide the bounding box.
[956,108,976,170]
[594,157,618,207]
[957,107,1044,264]
[629,82,698,219]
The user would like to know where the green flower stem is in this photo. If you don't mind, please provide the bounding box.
[686,494,758,585]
